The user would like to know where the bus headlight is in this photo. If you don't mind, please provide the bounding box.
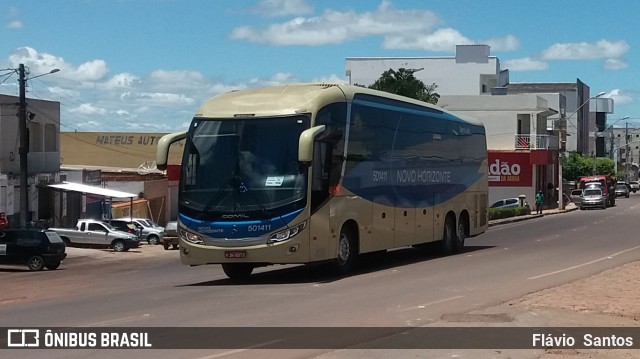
[268,221,307,243]
[179,228,204,245]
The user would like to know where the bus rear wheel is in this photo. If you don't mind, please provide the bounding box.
[222,263,254,280]
[438,216,456,255]
[454,219,466,252]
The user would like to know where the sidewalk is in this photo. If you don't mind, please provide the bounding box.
[488,202,579,227]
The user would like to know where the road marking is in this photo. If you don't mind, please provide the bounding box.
[400,295,465,312]
[535,234,561,243]
[196,339,284,359]
[79,313,151,327]
[528,245,640,280]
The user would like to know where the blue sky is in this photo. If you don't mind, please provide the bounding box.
[0,0,638,132]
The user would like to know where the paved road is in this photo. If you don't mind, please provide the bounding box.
[2,195,640,358]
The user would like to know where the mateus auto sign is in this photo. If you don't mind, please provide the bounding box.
[487,151,532,187]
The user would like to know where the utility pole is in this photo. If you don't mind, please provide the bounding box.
[609,129,614,160]
[18,63,29,228]
[625,122,629,182]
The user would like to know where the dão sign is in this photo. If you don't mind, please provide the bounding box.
[487,152,531,187]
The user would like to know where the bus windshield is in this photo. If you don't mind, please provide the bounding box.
[180,115,310,220]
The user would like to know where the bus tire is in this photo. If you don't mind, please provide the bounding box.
[222,263,254,280]
[438,216,456,255]
[454,217,466,252]
[330,226,357,275]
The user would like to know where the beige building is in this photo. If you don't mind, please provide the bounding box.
[61,132,184,168]
[59,132,185,225]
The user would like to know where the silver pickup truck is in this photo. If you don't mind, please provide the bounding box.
[50,219,140,252]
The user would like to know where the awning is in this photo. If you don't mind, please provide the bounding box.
[47,181,137,199]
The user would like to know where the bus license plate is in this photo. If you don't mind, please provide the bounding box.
[225,250,247,259]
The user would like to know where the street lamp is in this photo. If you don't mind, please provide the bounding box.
[557,91,606,209]
[17,64,60,227]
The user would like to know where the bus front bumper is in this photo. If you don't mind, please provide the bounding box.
[179,237,310,266]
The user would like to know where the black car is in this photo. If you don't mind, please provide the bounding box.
[0,228,67,271]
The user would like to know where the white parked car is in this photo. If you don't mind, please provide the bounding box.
[116,217,164,245]
[490,198,530,211]
[629,181,639,193]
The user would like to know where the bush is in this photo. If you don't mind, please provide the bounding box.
[489,207,530,220]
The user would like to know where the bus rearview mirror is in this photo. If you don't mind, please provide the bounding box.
[156,131,187,170]
[298,125,326,163]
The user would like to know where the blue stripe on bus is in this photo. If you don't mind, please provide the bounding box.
[179,208,304,239]
[342,162,484,207]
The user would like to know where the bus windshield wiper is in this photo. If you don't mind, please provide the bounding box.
[198,173,235,219]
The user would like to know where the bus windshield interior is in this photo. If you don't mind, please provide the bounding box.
[180,115,310,220]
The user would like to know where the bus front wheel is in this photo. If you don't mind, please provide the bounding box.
[330,227,357,275]
[222,263,254,280]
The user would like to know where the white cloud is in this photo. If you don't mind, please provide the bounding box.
[247,72,299,87]
[124,122,174,131]
[73,60,108,82]
[503,57,549,71]
[485,35,520,51]
[6,7,22,29]
[6,20,22,29]
[6,47,107,82]
[605,89,633,106]
[604,58,627,70]
[73,121,103,129]
[147,70,208,91]
[540,40,629,71]
[120,92,196,107]
[231,0,440,46]
[383,28,471,52]
[253,0,313,17]
[47,87,80,98]
[103,73,140,89]
[312,73,347,83]
[541,40,629,60]
[69,103,108,116]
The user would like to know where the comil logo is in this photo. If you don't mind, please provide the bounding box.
[7,329,40,347]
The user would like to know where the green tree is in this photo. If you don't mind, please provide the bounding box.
[368,68,440,104]
[562,152,616,181]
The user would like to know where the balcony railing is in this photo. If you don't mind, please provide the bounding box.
[514,134,559,150]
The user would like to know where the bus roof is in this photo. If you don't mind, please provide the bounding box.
[194,83,483,126]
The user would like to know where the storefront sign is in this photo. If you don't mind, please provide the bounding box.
[488,152,532,187]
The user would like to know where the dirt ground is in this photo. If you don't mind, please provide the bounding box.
[508,261,640,358]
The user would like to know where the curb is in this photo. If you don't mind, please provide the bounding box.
[488,204,579,227]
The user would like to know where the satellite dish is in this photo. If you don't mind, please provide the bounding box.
[137,161,157,175]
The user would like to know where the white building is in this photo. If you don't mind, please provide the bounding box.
[0,94,61,224]
[346,44,509,96]
[438,94,558,204]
